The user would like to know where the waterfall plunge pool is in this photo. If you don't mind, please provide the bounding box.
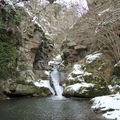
[0,96,104,120]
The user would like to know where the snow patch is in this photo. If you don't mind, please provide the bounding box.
[98,8,110,16]
[16,2,25,7]
[5,0,15,9]
[55,0,88,16]
[85,52,102,63]
[68,64,92,80]
[37,0,88,17]
[72,64,84,75]
[48,54,63,67]
[16,1,45,31]
[103,110,120,120]
[67,83,94,92]
[91,94,120,120]
[34,80,55,95]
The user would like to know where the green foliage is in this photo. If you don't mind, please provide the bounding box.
[0,5,22,80]
[18,64,27,71]
[0,37,18,80]
[0,5,21,27]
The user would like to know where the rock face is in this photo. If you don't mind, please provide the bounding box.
[2,80,52,97]
[0,1,54,99]
[17,8,54,72]
[61,40,88,65]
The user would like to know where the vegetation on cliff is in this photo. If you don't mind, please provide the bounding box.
[0,4,21,80]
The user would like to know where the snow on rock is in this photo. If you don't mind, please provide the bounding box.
[114,60,120,67]
[48,54,63,67]
[108,85,120,93]
[16,2,25,7]
[37,0,88,17]
[55,0,88,16]
[34,80,55,95]
[98,8,110,16]
[44,70,50,76]
[91,94,120,120]
[16,1,45,31]
[72,64,84,75]
[68,64,92,80]
[85,52,102,64]
[5,0,15,9]
[37,0,49,6]
[67,83,94,92]
[103,110,120,120]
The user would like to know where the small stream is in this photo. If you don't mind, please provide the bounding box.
[0,97,104,120]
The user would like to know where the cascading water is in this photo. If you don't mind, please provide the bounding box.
[47,54,65,99]
[50,69,63,97]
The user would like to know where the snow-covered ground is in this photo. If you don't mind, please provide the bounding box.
[91,94,120,120]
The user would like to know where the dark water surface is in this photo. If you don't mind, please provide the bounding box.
[0,96,104,120]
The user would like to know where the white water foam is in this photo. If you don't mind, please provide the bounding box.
[51,69,63,97]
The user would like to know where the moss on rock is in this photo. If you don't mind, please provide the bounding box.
[2,81,52,97]
[63,84,110,98]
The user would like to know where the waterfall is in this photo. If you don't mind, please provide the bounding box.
[45,54,66,99]
[50,69,63,97]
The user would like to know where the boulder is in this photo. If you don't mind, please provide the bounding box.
[2,80,52,97]
[63,83,110,98]
[63,52,112,98]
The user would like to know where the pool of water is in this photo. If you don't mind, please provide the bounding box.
[0,96,104,120]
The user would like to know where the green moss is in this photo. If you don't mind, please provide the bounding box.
[86,85,110,97]
[0,4,24,80]
[15,6,27,18]
[85,58,106,73]
[18,64,28,71]
[112,66,120,77]
[66,79,80,85]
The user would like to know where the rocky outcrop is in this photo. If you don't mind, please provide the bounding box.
[61,40,88,65]
[63,83,110,98]
[63,52,111,98]
[2,80,52,97]
[0,1,54,99]
[17,7,54,71]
